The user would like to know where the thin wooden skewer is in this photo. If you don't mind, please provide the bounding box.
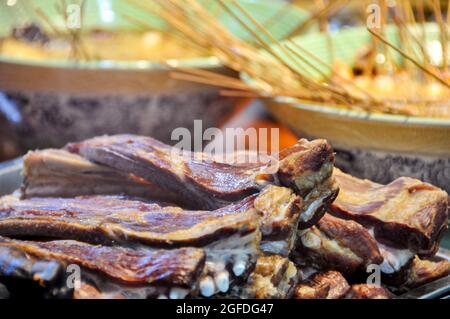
[367,27,450,88]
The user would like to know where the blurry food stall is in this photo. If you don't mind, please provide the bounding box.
[153,0,450,192]
[0,0,308,160]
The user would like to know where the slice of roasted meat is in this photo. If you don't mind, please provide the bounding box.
[254,185,302,256]
[345,284,393,299]
[0,236,206,299]
[21,149,178,203]
[330,168,449,257]
[65,135,337,226]
[0,195,260,297]
[21,147,316,257]
[294,271,350,299]
[400,256,450,291]
[292,214,383,275]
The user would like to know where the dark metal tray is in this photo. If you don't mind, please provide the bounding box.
[0,158,449,299]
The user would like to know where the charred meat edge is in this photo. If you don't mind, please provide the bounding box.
[330,168,449,257]
[292,214,383,275]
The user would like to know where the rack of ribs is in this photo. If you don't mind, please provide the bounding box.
[292,214,383,275]
[62,134,338,227]
[293,212,450,292]
[0,194,262,297]
[292,169,448,290]
[330,168,449,257]
[226,255,299,299]
[0,236,206,299]
[22,152,303,256]
[293,211,449,284]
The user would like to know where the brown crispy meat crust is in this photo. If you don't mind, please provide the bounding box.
[0,195,259,248]
[294,271,350,299]
[345,284,393,299]
[292,214,383,275]
[330,168,449,257]
[0,236,205,287]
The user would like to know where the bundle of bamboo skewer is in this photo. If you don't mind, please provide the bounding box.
[131,0,449,117]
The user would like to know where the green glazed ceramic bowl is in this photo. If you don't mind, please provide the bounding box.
[253,25,450,192]
[0,0,310,157]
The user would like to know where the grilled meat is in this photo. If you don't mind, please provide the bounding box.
[293,213,419,283]
[0,236,205,298]
[237,255,299,299]
[292,214,383,275]
[65,135,337,225]
[0,245,70,298]
[400,257,450,291]
[0,194,260,296]
[331,168,449,257]
[294,270,350,299]
[345,284,393,299]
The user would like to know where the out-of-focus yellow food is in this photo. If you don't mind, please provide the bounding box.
[332,52,450,118]
[0,29,207,62]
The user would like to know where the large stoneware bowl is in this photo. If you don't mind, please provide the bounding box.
[259,25,450,192]
[0,0,309,157]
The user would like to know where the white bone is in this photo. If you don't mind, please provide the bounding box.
[199,276,215,297]
[232,260,246,276]
[215,271,230,293]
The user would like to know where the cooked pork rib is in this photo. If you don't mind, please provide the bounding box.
[0,195,260,297]
[22,149,306,257]
[294,271,350,299]
[0,237,205,299]
[0,245,70,298]
[237,255,299,299]
[400,257,450,291]
[254,185,302,256]
[294,271,395,299]
[344,284,393,299]
[22,149,178,203]
[65,135,337,227]
[331,169,449,257]
[292,214,383,275]
[65,134,265,210]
